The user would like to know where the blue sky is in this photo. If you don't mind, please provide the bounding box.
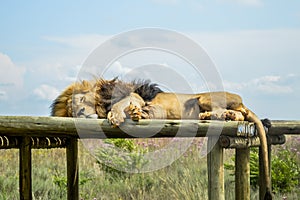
[0,0,300,119]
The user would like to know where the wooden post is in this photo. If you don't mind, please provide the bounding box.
[19,136,32,200]
[259,144,271,200]
[207,137,224,200]
[66,138,79,200]
[235,148,250,200]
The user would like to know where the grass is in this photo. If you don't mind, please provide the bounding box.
[0,137,299,200]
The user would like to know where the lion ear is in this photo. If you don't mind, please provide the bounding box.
[81,80,90,87]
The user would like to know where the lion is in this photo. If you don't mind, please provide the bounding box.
[51,78,272,200]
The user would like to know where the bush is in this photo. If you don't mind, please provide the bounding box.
[225,147,300,194]
[95,139,148,180]
[271,147,299,193]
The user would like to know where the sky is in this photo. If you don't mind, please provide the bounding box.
[0,0,300,119]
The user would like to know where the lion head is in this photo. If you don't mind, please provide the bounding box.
[71,90,99,119]
[51,80,97,118]
[50,78,131,119]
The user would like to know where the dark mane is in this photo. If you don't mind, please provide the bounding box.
[132,79,163,101]
[97,78,134,111]
[96,78,163,112]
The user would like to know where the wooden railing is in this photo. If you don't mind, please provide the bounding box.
[0,116,299,200]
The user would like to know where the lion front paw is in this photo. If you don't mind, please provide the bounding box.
[107,109,126,127]
[124,102,143,121]
[107,102,143,126]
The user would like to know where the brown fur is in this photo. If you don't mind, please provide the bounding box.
[51,79,272,199]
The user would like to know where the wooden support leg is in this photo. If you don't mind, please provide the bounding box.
[207,137,224,200]
[66,138,79,200]
[235,148,250,200]
[19,136,32,200]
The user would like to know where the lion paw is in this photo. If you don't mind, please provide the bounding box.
[221,110,244,121]
[107,109,126,127]
[199,110,244,121]
[124,102,142,121]
[199,111,212,120]
[199,111,223,120]
[107,102,143,126]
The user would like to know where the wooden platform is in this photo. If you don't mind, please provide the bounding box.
[0,116,298,200]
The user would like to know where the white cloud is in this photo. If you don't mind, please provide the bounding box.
[253,75,280,83]
[0,53,25,88]
[0,53,26,102]
[104,61,132,79]
[224,75,294,94]
[33,84,60,101]
[189,29,300,80]
[29,35,111,83]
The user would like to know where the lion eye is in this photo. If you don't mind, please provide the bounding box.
[80,96,85,103]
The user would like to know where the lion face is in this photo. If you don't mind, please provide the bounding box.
[70,91,99,119]
[51,78,133,119]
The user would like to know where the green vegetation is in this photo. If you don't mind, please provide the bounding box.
[0,137,299,200]
[225,136,300,198]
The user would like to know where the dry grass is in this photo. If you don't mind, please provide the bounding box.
[0,137,299,200]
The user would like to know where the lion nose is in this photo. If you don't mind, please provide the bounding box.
[77,107,85,117]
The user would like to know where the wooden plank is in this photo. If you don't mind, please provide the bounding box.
[0,116,259,138]
[66,138,79,200]
[19,136,32,200]
[0,116,299,139]
[269,120,300,135]
[235,148,250,200]
[219,135,285,148]
[207,137,224,200]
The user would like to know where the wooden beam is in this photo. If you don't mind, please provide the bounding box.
[66,138,79,200]
[1,116,299,139]
[19,136,32,200]
[269,120,300,135]
[0,116,248,138]
[235,148,250,200]
[219,135,285,148]
[207,137,224,200]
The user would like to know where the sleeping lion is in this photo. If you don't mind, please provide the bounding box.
[51,78,272,200]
